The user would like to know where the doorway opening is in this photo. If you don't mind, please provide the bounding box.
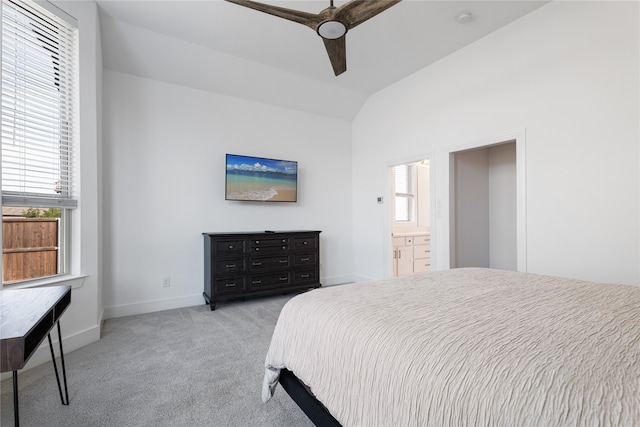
[449,140,520,270]
[391,159,431,276]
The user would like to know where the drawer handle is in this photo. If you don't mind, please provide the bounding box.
[301,274,310,278]
[256,240,260,244]
[279,260,288,264]
[279,276,288,281]
[225,283,236,287]
[252,280,262,285]
[228,245,234,249]
[282,239,286,243]
[255,248,260,251]
[225,264,236,268]
[303,241,308,245]
[282,246,286,250]
[300,257,309,262]
[253,262,262,266]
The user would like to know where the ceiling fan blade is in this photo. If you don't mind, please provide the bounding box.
[323,36,347,76]
[225,0,318,29]
[225,0,401,76]
[336,0,402,29]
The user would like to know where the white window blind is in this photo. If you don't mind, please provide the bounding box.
[394,164,414,222]
[394,164,410,194]
[1,0,78,208]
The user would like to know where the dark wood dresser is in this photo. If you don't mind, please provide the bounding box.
[203,231,321,310]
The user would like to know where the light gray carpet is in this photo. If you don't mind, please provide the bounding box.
[1,295,314,427]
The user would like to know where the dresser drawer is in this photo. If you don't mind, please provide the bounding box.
[249,256,290,271]
[214,277,246,294]
[294,236,318,250]
[251,237,290,247]
[214,258,246,275]
[249,272,290,290]
[294,253,317,266]
[293,269,317,284]
[251,244,289,255]
[214,240,246,255]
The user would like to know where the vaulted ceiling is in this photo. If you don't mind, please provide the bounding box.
[97,0,548,120]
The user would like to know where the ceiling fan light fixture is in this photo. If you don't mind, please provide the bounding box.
[317,20,347,39]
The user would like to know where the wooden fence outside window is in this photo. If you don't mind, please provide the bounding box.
[2,217,58,283]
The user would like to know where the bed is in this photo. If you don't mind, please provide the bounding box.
[262,268,640,426]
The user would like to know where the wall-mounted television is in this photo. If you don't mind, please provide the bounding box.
[225,154,298,202]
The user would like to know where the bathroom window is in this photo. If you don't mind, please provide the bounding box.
[393,164,415,223]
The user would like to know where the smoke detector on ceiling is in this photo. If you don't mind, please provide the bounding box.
[456,11,472,24]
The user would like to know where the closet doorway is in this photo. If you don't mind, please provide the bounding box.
[449,140,520,270]
[391,160,431,276]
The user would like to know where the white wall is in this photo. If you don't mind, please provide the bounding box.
[352,1,639,286]
[102,70,353,317]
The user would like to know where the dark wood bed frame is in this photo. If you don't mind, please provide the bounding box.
[279,368,342,427]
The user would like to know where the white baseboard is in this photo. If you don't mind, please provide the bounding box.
[0,323,101,380]
[103,294,205,319]
[321,274,355,286]
[350,274,379,283]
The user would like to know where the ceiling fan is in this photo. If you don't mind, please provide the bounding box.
[225,0,402,76]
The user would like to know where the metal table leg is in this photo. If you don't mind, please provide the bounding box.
[47,321,69,406]
[12,371,19,427]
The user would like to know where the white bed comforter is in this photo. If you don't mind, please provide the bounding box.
[262,268,640,427]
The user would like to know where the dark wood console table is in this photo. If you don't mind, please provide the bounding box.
[0,285,71,427]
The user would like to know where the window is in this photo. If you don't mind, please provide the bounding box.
[393,164,415,223]
[1,0,78,284]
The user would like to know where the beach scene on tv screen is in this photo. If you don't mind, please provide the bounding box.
[226,155,297,202]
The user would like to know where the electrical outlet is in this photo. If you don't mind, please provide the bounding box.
[162,277,171,288]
